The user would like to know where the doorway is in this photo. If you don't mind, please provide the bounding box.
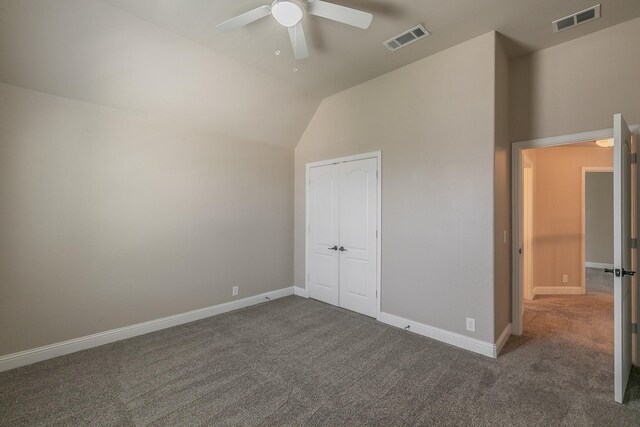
[519,143,614,354]
[512,117,639,403]
[305,152,381,318]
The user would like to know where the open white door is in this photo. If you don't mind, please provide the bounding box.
[613,113,634,403]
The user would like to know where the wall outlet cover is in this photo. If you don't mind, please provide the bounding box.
[562,275,568,283]
[232,286,239,296]
[466,318,476,332]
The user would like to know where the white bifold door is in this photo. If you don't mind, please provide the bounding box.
[613,113,636,403]
[307,157,378,318]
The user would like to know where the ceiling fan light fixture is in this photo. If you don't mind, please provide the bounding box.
[271,0,303,27]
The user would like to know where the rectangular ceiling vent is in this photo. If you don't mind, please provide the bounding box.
[552,4,601,32]
[384,24,430,52]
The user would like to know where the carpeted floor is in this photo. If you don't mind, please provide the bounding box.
[1,270,640,426]
[585,266,615,294]
[523,267,614,354]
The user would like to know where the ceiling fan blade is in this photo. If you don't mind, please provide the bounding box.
[216,5,271,32]
[308,0,372,29]
[288,22,309,60]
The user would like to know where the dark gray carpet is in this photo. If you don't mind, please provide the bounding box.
[523,267,614,354]
[2,286,640,425]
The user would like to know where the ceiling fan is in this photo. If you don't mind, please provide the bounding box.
[216,0,373,60]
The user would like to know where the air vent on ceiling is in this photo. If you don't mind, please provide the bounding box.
[552,4,601,33]
[384,24,430,52]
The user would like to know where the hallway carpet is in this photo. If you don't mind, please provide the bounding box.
[523,267,614,354]
[2,278,640,425]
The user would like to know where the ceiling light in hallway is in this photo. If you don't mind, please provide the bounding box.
[595,138,614,147]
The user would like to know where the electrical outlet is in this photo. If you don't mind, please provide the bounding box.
[232,286,238,296]
[562,275,568,283]
[466,318,476,332]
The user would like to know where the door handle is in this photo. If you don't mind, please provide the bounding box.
[339,246,347,252]
[328,246,338,251]
[604,268,636,277]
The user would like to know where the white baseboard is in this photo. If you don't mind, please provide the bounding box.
[534,286,585,296]
[0,286,294,373]
[293,286,309,298]
[585,262,613,269]
[378,312,502,358]
[495,323,512,357]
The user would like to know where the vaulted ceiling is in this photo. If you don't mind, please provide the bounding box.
[1,0,639,147]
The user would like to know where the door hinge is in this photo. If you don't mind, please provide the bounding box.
[633,323,638,334]
[308,224,311,234]
[632,238,638,249]
[631,153,637,164]
[376,230,378,238]
[307,273,310,281]
[308,178,311,186]
[376,170,379,179]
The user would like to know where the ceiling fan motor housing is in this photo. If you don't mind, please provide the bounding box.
[271,0,304,27]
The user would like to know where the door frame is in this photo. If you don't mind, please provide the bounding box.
[522,157,534,302]
[305,151,382,320]
[512,126,640,336]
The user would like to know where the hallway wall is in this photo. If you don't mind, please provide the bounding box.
[528,145,612,293]
[585,172,614,265]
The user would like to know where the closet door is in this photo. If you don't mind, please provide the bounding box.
[308,164,340,306]
[338,158,378,317]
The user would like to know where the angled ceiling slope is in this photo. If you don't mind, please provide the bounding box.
[0,0,321,148]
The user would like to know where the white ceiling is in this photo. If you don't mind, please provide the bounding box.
[104,0,640,97]
[1,0,639,147]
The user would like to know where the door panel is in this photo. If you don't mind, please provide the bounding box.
[339,158,378,317]
[308,164,340,306]
[614,113,633,403]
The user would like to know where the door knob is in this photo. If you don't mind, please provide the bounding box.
[604,268,636,277]
[328,246,338,251]
[339,246,347,252]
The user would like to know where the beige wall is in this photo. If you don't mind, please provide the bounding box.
[0,83,294,356]
[585,172,614,265]
[294,32,506,343]
[510,17,640,142]
[493,35,511,338]
[528,146,612,291]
